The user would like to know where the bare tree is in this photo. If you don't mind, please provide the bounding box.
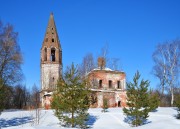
[79,44,122,77]
[152,40,180,106]
[108,58,121,70]
[78,53,95,76]
[0,20,23,113]
[99,44,122,70]
[152,44,168,102]
[100,44,109,68]
[0,21,23,86]
[31,84,41,125]
[30,84,40,108]
[13,85,30,109]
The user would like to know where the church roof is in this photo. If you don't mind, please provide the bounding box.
[87,67,125,76]
[42,13,61,50]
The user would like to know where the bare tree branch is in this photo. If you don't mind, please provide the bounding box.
[152,40,180,106]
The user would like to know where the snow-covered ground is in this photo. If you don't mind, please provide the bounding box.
[0,107,179,129]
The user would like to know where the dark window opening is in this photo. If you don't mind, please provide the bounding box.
[99,80,102,88]
[52,28,53,30]
[117,81,120,89]
[52,32,54,34]
[44,48,47,61]
[51,48,56,62]
[52,38,54,42]
[109,80,112,88]
[118,101,121,107]
[44,94,51,97]
[46,38,48,42]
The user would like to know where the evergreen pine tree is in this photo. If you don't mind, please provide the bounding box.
[148,91,159,112]
[102,98,108,112]
[51,63,90,128]
[123,71,150,127]
[0,78,4,115]
[174,95,180,119]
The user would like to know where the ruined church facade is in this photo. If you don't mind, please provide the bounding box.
[40,13,126,109]
[88,58,126,107]
[40,13,62,109]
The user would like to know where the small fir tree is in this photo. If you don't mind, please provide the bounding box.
[51,63,90,128]
[123,71,150,127]
[148,91,159,112]
[102,98,108,112]
[0,79,4,115]
[174,95,180,119]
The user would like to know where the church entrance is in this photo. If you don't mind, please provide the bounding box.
[118,101,121,107]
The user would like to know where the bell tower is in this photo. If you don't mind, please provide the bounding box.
[40,13,62,108]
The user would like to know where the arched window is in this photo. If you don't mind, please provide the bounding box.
[51,48,56,62]
[44,48,47,61]
[52,38,54,42]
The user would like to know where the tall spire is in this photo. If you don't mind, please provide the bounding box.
[42,13,61,49]
[47,12,56,30]
[41,13,62,64]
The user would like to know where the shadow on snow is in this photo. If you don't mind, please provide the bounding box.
[86,115,98,128]
[173,107,180,119]
[0,116,32,128]
[123,116,151,126]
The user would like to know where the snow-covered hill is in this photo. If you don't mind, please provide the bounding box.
[0,107,179,129]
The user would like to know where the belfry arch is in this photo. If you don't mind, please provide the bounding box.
[44,47,47,61]
[51,48,56,62]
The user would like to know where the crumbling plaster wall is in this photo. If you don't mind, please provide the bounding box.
[41,63,61,90]
[89,70,127,107]
[89,71,126,90]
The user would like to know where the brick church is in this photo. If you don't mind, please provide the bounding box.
[88,57,126,107]
[40,13,126,109]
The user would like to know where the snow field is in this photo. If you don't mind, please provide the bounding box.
[0,107,180,129]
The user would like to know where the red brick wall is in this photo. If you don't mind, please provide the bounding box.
[88,70,127,107]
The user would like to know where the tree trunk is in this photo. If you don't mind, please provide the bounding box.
[72,111,74,127]
[171,90,174,106]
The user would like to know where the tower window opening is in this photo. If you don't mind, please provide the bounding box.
[52,38,54,42]
[46,38,48,42]
[44,48,47,61]
[51,48,56,62]
[52,28,53,30]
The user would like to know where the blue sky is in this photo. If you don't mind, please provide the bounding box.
[0,0,180,89]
